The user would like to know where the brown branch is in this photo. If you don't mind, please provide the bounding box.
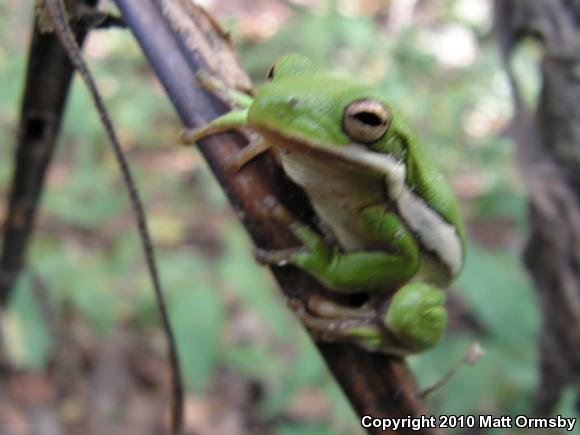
[112,1,439,433]
[494,0,580,414]
[0,0,98,305]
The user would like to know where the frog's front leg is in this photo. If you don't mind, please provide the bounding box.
[257,202,421,292]
[180,75,271,171]
[180,72,253,145]
[181,109,272,171]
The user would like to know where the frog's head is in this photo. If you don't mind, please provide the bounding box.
[248,56,466,247]
[248,55,410,164]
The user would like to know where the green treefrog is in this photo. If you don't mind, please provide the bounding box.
[182,55,466,356]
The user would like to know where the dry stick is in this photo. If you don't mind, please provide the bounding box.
[112,1,441,434]
[421,342,484,398]
[0,0,97,383]
[42,1,184,433]
[0,0,98,306]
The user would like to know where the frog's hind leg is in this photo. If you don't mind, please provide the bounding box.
[382,282,448,354]
[341,283,448,355]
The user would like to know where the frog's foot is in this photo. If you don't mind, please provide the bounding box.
[306,295,375,320]
[257,197,323,244]
[180,108,248,147]
[255,247,308,266]
[292,305,393,352]
[254,197,331,271]
[289,284,448,356]
[289,298,378,342]
[286,296,390,352]
[181,71,267,172]
[227,137,271,172]
[261,196,333,253]
[181,111,270,172]
[180,72,255,162]
[182,125,270,172]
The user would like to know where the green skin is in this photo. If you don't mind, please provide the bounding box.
[183,55,467,356]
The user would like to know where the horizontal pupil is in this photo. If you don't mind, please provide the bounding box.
[353,111,384,126]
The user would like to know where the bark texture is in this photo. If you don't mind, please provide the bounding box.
[0,0,98,305]
[495,0,580,414]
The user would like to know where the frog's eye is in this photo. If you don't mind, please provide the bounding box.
[342,100,391,143]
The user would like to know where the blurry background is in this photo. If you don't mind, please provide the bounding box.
[0,0,578,434]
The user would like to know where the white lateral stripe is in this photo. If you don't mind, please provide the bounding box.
[397,187,463,276]
[347,146,463,275]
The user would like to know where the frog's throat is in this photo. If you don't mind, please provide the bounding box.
[255,126,406,196]
[256,126,464,277]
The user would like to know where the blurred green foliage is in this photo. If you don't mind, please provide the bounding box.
[0,1,578,434]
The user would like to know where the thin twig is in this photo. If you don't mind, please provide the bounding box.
[421,342,484,398]
[42,0,183,433]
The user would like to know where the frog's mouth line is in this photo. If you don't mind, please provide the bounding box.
[254,124,406,182]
